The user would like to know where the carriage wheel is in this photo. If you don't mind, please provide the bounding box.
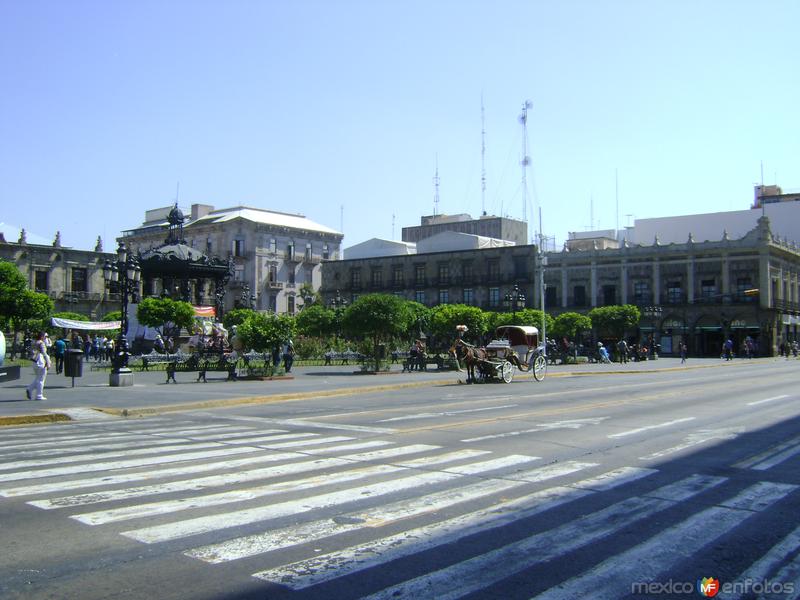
[501,360,513,383]
[531,354,547,382]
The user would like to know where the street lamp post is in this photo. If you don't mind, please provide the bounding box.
[642,305,663,358]
[328,290,348,339]
[103,241,141,387]
[504,284,526,323]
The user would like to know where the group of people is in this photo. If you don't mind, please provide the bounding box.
[407,339,427,371]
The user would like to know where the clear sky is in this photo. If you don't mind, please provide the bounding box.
[1,0,798,252]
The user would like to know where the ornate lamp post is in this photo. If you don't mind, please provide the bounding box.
[103,241,141,387]
[504,284,526,323]
[328,290,348,338]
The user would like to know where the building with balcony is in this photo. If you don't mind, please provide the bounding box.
[121,204,343,314]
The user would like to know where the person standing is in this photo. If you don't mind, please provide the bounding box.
[283,340,295,373]
[680,342,688,364]
[54,335,67,374]
[26,331,51,400]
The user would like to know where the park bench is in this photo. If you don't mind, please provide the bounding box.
[402,353,457,372]
[166,353,238,383]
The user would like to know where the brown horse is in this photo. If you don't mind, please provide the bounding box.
[450,339,488,384]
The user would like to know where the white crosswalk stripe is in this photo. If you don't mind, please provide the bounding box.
[3,420,800,599]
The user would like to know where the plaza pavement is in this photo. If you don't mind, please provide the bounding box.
[0,356,772,424]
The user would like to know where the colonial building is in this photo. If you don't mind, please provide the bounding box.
[121,204,343,314]
[322,217,800,357]
[0,227,116,318]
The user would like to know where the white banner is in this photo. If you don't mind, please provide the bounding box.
[51,317,121,331]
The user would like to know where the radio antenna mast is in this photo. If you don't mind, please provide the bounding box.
[481,94,487,215]
[433,154,440,217]
[519,100,532,225]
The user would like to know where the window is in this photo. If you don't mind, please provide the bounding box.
[233,239,245,257]
[371,268,383,288]
[602,285,616,306]
[438,264,450,285]
[288,268,296,285]
[351,269,361,288]
[438,289,449,304]
[545,286,557,307]
[573,285,586,307]
[489,287,500,308]
[269,239,277,254]
[34,270,48,292]
[701,279,716,300]
[234,266,245,282]
[513,256,527,279]
[288,296,295,314]
[463,288,474,305]
[305,242,312,261]
[414,264,425,285]
[462,261,474,284]
[633,281,649,304]
[287,242,295,260]
[71,268,87,293]
[393,266,404,286]
[268,265,278,282]
[269,295,277,313]
[304,267,313,284]
[667,282,683,304]
[415,290,426,304]
[487,260,500,282]
[736,277,753,300]
[206,238,213,254]
[322,244,330,260]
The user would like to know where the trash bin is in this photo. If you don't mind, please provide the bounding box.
[64,349,84,378]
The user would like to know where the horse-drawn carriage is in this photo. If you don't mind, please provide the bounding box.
[451,325,547,383]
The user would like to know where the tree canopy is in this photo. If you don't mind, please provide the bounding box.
[136,297,195,337]
[342,294,413,369]
[236,312,295,353]
[551,312,592,340]
[294,304,334,338]
[588,304,641,338]
[428,304,487,345]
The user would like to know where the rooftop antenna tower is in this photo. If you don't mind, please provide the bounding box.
[392,213,395,240]
[519,100,532,227]
[615,169,619,234]
[481,94,487,215]
[433,154,440,217]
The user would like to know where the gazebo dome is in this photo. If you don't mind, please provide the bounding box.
[168,204,185,226]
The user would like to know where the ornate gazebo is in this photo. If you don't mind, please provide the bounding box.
[137,204,234,318]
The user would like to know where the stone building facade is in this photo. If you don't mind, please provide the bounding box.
[322,216,800,357]
[0,232,116,319]
[121,204,343,314]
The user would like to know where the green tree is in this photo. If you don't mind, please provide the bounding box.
[137,297,195,338]
[222,308,257,331]
[101,310,122,322]
[492,308,553,337]
[588,304,641,339]
[0,261,28,331]
[236,312,295,353]
[341,294,413,370]
[428,304,488,346]
[403,301,431,341]
[8,290,54,352]
[297,282,317,310]
[552,312,592,342]
[295,304,334,338]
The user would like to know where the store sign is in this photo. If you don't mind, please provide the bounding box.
[730,319,746,328]
[663,319,682,328]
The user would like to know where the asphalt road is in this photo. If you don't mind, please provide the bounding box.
[1,358,799,599]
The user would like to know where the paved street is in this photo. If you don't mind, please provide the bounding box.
[1,358,800,599]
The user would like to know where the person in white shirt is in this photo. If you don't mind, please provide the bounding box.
[26,331,52,400]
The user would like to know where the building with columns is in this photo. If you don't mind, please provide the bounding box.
[322,216,800,357]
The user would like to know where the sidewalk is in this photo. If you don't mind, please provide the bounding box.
[0,356,766,424]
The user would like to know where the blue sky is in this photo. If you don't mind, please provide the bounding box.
[1,0,798,252]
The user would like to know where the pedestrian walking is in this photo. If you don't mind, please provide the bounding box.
[54,335,67,374]
[680,342,687,364]
[616,339,629,364]
[26,331,51,401]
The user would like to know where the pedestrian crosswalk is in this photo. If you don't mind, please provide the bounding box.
[2,416,800,598]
